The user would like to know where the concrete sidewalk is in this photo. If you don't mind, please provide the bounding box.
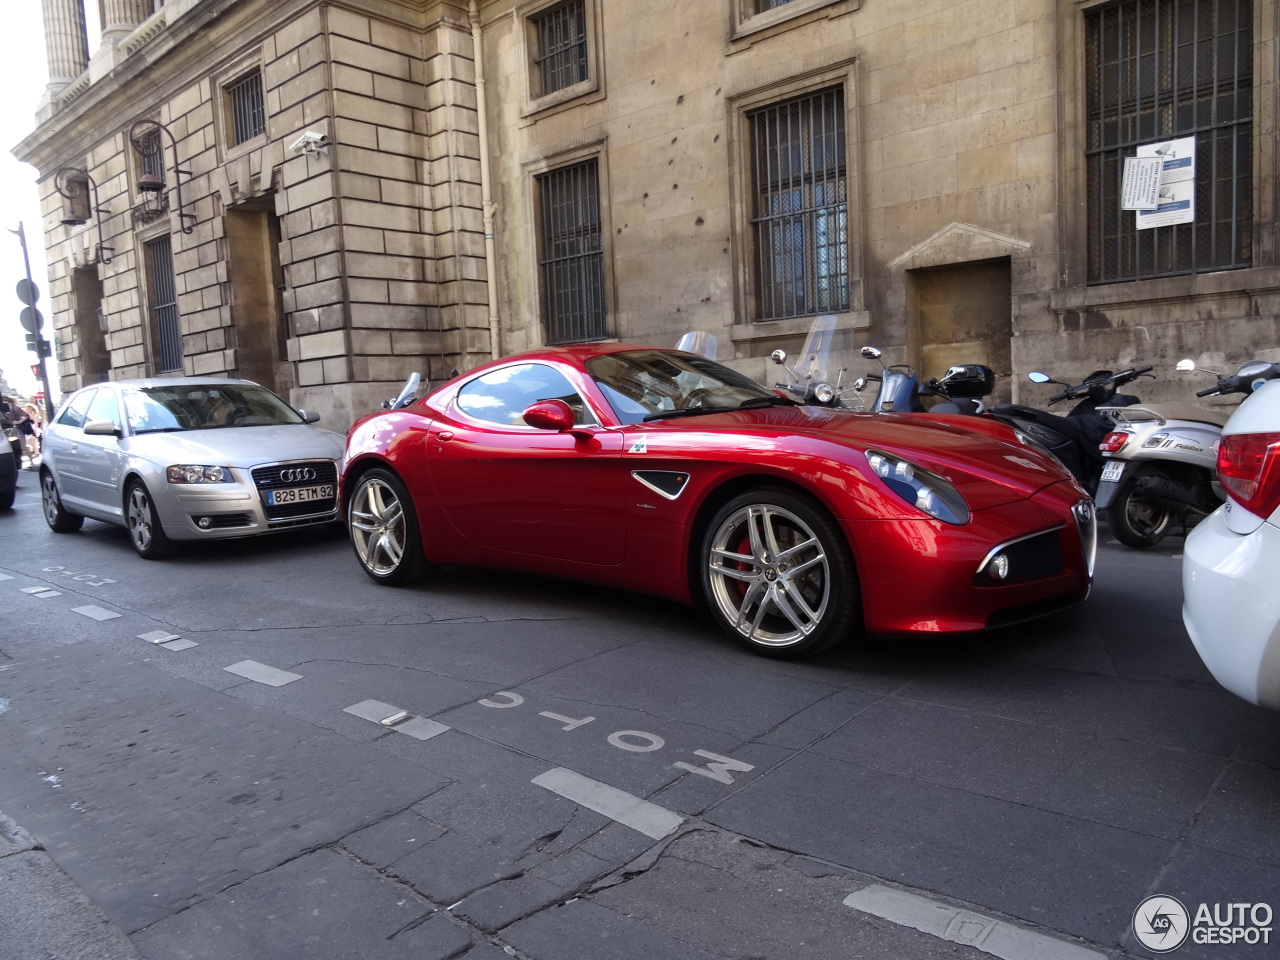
[0,810,140,960]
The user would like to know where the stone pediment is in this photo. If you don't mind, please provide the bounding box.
[888,222,1031,271]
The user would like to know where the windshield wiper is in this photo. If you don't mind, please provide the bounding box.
[734,395,800,410]
[641,395,798,422]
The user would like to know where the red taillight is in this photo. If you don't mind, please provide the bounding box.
[1100,432,1130,453]
[1218,431,1280,518]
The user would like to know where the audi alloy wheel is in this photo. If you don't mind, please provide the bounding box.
[41,470,84,533]
[125,480,175,559]
[701,487,857,658]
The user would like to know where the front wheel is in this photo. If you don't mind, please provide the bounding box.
[41,471,84,532]
[1106,476,1172,549]
[348,468,432,585]
[125,481,175,559]
[700,487,859,658]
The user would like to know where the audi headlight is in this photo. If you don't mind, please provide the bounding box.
[865,450,970,525]
[166,465,232,484]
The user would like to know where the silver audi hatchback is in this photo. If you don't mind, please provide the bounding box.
[40,377,344,558]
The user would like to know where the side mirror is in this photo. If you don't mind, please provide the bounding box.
[1175,359,1196,372]
[770,349,787,365]
[853,377,867,392]
[83,419,122,437]
[298,409,321,424]
[1027,371,1052,384]
[522,399,575,431]
[860,346,882,360]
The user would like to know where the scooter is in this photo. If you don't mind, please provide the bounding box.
[851,346,996,414]
[769,315,863,409]
[382,372,422,410]
[990,367,1153,496]
[1096,358,1280,547]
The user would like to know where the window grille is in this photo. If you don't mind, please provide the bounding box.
[533,0,587,96]
[227,71,266,146]
[754,0,794,12]
[1085,0,1252,283]
[146,236,182,373]
[138,130,164,181]
[749,87,849,321]
[538,159,606,345]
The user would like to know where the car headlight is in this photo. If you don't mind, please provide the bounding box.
[166,465,232,484]
[865,450,970,524]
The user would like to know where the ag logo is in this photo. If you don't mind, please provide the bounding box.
[1134,895,1190,952]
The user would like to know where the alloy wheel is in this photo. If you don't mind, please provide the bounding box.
[350,477,407,575]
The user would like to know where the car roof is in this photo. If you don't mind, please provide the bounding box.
[73,377,262,392]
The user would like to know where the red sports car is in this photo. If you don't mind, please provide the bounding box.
[340,344,1096,658]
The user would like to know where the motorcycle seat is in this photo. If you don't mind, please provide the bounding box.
[1103,403,1231,428]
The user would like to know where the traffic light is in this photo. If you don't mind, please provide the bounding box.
[24,333,51,358]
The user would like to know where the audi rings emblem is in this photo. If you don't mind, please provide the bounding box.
[278,467,317,483]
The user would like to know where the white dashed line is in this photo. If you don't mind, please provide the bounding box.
[137,631,197,650]
[843,885,1105,960]
[223,660,302,687]
[532,767,684,840]
[0,573,13,581]
[343,699,450,741]
[72,605,121,621]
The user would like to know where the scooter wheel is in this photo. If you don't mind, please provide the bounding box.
[1106,479,1172,548]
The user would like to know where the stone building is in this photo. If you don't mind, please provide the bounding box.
[16,0,1280,425]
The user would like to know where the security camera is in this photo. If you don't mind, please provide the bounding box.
[289,131,329,157]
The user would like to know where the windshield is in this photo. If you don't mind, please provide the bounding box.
[122,384,303,434]
[587,350,778,425]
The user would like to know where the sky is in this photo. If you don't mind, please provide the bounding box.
[0,2,102,404]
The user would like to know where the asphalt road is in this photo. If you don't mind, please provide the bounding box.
[0,474,1276,960]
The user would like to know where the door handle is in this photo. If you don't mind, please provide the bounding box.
[437,431,454,442]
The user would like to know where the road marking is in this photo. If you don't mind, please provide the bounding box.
[843,885,1105,960]
[137,630,197,651]
[223,660,302,687]
[72,605,121,621]
[343,699,450,741]
[0,574,13,581]
[532,767,684,840]
[21,587,60,597]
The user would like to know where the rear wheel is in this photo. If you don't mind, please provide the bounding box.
[700,487,858,658]
[125,480,175,559]
[1107,476,1172,548]
[348,468,431,585]
[41,471,83,532]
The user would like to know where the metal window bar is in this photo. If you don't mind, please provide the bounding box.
[538,160,606,344]
[146,236,183,373]
[749,87,849,321]
[1085,0,1251,283]
[138,130,164,180]
[533,0,587,96]
[228,71,266,145]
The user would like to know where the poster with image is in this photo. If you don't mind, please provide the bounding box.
[1135,137,1196,229]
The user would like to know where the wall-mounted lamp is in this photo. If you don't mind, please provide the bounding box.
[128,118,196,234]
[54,167,114,264]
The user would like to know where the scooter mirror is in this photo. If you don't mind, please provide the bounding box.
[1176,359,1196,372]
[853,377,867,391]
[860,346,882,360]
[770,349,787,365]
[1027,371,1052,384]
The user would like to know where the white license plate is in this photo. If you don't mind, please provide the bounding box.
[1100,460,1125,483]
[266,484,334,506]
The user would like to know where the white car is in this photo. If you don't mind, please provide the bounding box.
[1182,377,1280,710]
[40,377,344,559]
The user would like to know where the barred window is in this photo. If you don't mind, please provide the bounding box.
[226,71,266,146]
[1085,0,1252,283]
[754,0,794,12]
[533,0,587,97]
[750,87,849,321]
[538,160,606,345]
[146,236,182,374]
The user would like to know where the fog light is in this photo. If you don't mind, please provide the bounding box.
[989,554,1010,580]
[197,516,213,529]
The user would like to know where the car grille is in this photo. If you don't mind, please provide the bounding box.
[251,460,338,524]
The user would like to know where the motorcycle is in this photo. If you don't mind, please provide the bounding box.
[990,367,1153,496]
[851,345,996,414]
[1096,358,1280,547]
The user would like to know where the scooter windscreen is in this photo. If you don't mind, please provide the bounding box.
[793,314,838,388]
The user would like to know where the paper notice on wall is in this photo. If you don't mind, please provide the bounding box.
[1121,157,1163,210]
[1134,136,1196,229]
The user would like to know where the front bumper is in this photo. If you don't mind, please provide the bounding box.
[157,459,339,540]
[1182,506,1280,710]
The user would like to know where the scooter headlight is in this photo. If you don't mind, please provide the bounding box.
[865,450,970,525]
[813,382,836,404]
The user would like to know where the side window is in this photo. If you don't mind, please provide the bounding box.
[57,390,96,429]
[85,389,120,427]
[456,363,597,427]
